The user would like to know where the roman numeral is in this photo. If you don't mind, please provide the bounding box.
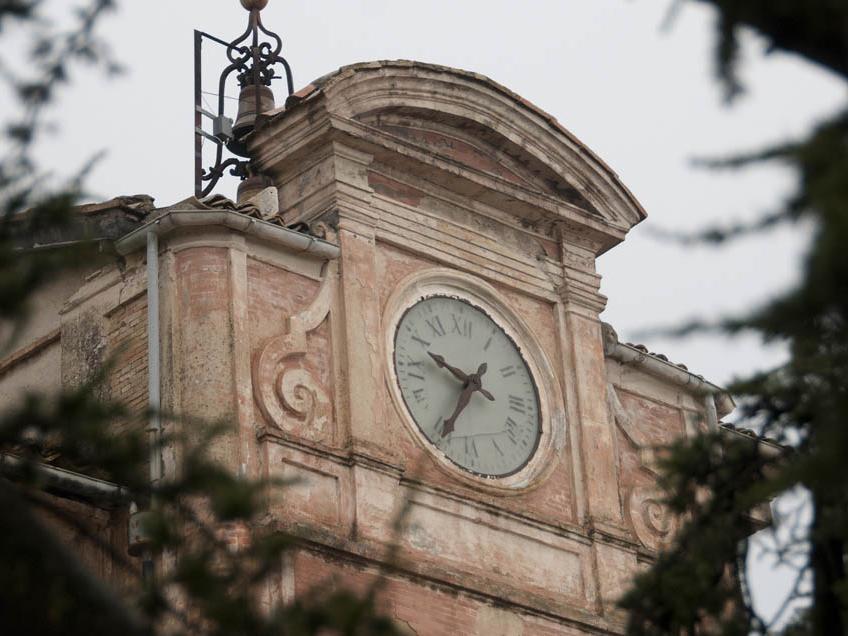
[500,365,516,378]
[450,314,472,338]
[425,316,446,337]
[432,416,443,437]
[408,372,425,380]
[398,355,423,367]
[492,439,504,456]
[506,416,518,429]
[412,388,425,403]
[508,395,526,414]
[411,334,431,348]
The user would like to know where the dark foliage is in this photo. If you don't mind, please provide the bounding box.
[621,1,848,634]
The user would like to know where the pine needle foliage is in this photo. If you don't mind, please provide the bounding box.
[621,2,848,634]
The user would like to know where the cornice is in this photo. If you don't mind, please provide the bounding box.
[114,209,339,261]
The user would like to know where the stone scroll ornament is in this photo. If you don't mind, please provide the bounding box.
[252,262,336,441]
[607,383,679,551]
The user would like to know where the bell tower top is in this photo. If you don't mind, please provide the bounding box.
[249,60,646,255]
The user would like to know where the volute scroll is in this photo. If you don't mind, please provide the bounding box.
[252,261,337,441]
[607,383,680,551]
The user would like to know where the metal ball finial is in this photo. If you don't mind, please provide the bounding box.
[240,0,268,10]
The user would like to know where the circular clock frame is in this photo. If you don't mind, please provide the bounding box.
[383,268,566,493]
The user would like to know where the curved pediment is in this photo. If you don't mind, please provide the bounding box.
[257,60,646,236]
[356,108,596,210]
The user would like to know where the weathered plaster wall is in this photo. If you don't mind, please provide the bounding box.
[0,269,91,408]
[0,268,89,349]
[0,339,61,408]
[247,257,335,446]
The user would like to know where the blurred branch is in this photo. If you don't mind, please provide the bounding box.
[692,0,848,103]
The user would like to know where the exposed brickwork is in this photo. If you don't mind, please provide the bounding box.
[377,124,531,188]
[291,549,586,636]
[107,293,148,422]
[617,390,685,447]
[247,257,320,346]
[0,58,746,636]
[615,389,687,501]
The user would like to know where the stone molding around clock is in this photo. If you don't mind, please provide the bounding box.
[382,267,567,494]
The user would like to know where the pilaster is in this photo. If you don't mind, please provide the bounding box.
[557,235,636,620]
[558,237,624,531]
[324,144,400,466]
[228,246,259,480]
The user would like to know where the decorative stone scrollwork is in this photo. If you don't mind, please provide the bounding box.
[277,368,320,423]
[252,262,337,441]
[608,382,679,550]
[627,485,679,551]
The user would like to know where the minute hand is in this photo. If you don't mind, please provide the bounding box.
[428,352,468,383]
[441,384,475,438]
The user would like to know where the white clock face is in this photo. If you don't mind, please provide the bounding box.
[393,295,542,477]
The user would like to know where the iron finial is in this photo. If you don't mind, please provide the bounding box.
[240,0,269,10]
[194,0,294,198]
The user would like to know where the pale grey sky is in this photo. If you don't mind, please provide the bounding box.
[6,0,846,625]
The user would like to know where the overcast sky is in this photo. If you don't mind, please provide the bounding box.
[6,0,846,625]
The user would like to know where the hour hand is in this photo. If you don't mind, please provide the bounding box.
[428,352,468,383]
[442,385,474,437]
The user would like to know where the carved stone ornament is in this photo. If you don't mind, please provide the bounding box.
[607,383,679,550]
[627,485,678,551]
[252,262,336,441]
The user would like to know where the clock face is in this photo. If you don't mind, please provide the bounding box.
[393,295,542,477]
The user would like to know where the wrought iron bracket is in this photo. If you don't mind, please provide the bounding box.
[193,5,293,198]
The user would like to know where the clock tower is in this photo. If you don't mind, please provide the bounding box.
[0,6,771,632]
[36,56,742,635]
[156,59,729,634]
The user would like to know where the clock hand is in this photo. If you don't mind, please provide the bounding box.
[441,383,474,437]
[428,352,468,383]
[473,363,495,400]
